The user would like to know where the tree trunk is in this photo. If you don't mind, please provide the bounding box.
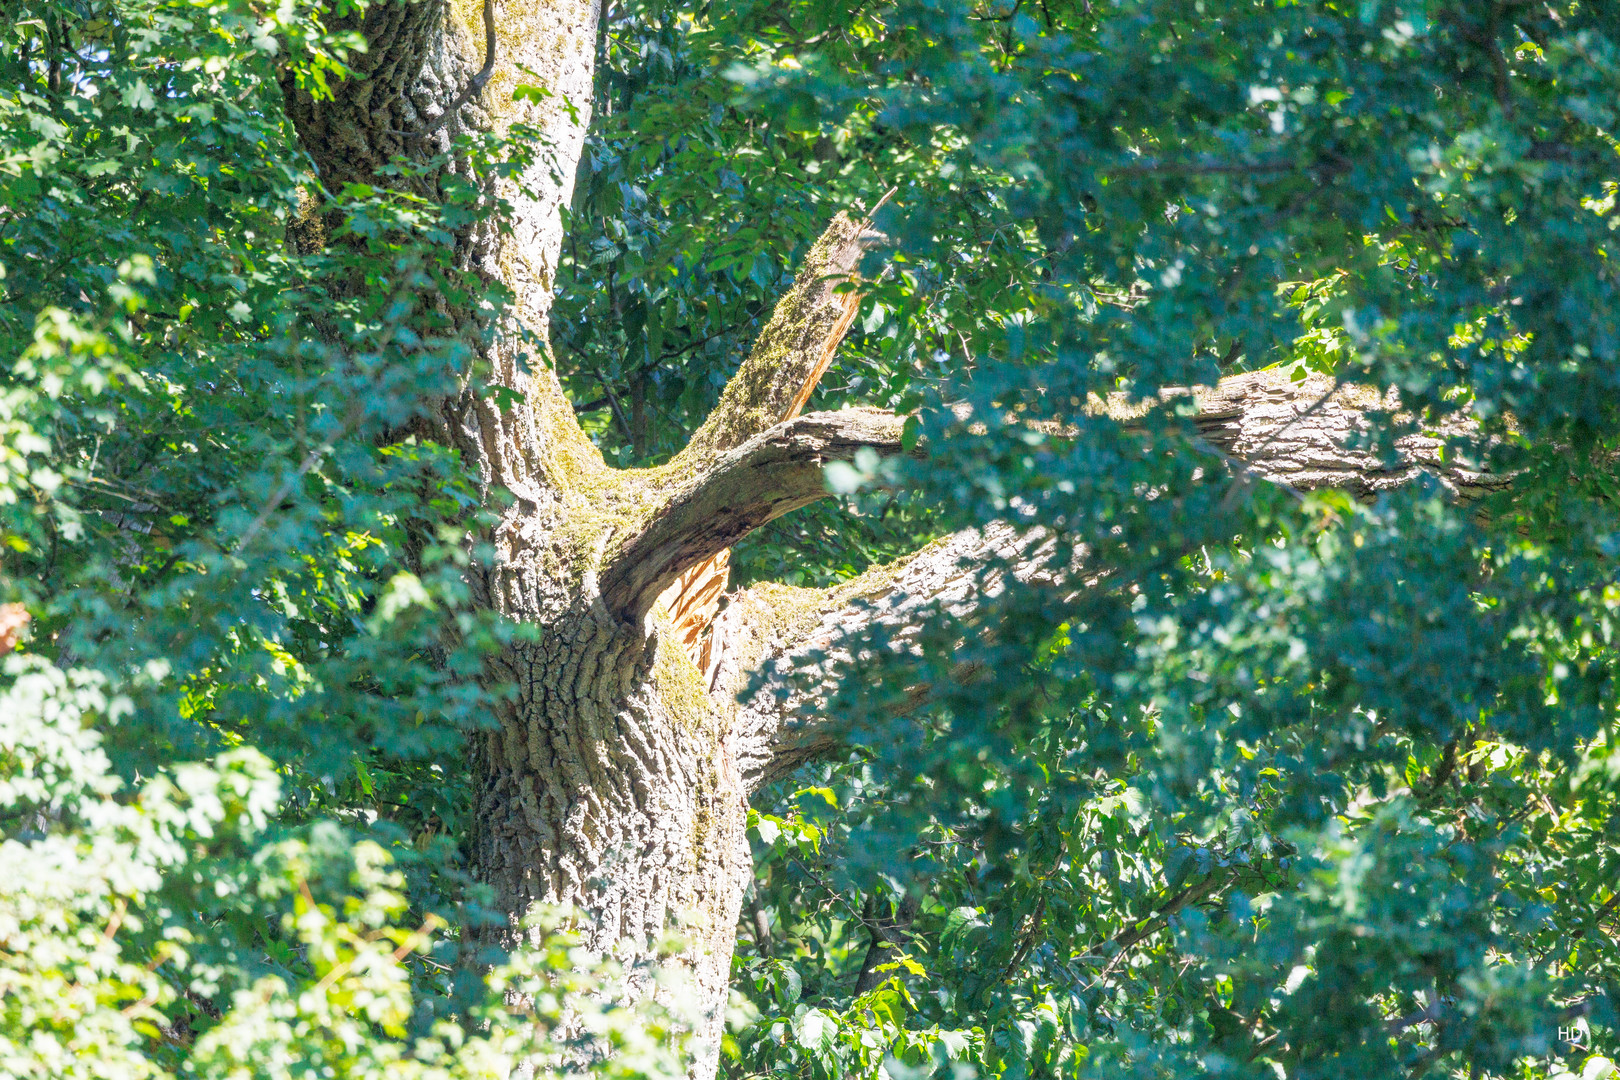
[279,2,1511,1074]
[279,3,892,1062]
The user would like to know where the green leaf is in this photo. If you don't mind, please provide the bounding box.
[794,1008,836,1052]
[900,414,921,454]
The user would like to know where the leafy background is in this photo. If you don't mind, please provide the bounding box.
[3,1,1620,1079]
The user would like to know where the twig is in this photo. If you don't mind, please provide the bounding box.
[1002,893,1047,977]
[233,443,329,553]
[858,185,899,230]
[589,365,637,448]
[1570,892,1620,944]
[788,855,888,935]
[1085,871,1228,988]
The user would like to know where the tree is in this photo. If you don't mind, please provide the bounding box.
[5,1,1620,1079]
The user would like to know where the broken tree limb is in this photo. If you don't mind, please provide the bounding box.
[710,369,1516,790]
[650,211,885,663]
[672,213,882,468]
[602,408,912,624]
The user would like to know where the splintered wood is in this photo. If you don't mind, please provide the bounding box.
[0,603,27,656]
[781,286,863,422]
[654,246,870,670]
[654,548,731,672]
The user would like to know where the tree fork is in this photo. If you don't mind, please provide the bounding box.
[280,2,1516,1074]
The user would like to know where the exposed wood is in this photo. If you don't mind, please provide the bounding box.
[672,213,879,468]
[602,408,909,624]
[783,285,864,421]
[0,604,29,656]
[653,213,876,668]
[653,548,731,671]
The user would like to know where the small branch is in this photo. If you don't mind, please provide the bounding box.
[1099,368,1511,502]
[1087,872,1227,986]
[1002,893,1048,979]
[1386,999,1445,1036]
[853,892,920,995]
[234,443,329,553]
[746,883,773,954]
[1570,892,1620,944]
[1420,739,1459,802]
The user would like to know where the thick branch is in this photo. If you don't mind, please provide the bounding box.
[1106,368,1508,501]
[601,408,908,623]
[283,0,604,494]
[715,523,1043,791]
[672,213,879,468]
[638,210,886,659]
[720,369,1514,787]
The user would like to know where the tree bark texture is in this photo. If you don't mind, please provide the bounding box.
[280,2,1511,1074]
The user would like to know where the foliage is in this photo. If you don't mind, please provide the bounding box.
[6,0,1620,1079]
[0,652,693,1079]
[554,2,1620,1079]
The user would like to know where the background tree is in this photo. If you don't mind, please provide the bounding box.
[3,2,1620,1080]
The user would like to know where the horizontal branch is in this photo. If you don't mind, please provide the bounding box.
[715,369,1516,786]
[1105,369,1510,501]
[600,408,909,624]
[950,370,1507,502]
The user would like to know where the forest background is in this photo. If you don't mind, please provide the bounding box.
[3,2,1620,1080]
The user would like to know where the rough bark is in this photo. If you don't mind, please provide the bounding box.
[279,3,1513,1076]
[1120,369,1507,502]
[714,523,1042,791]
